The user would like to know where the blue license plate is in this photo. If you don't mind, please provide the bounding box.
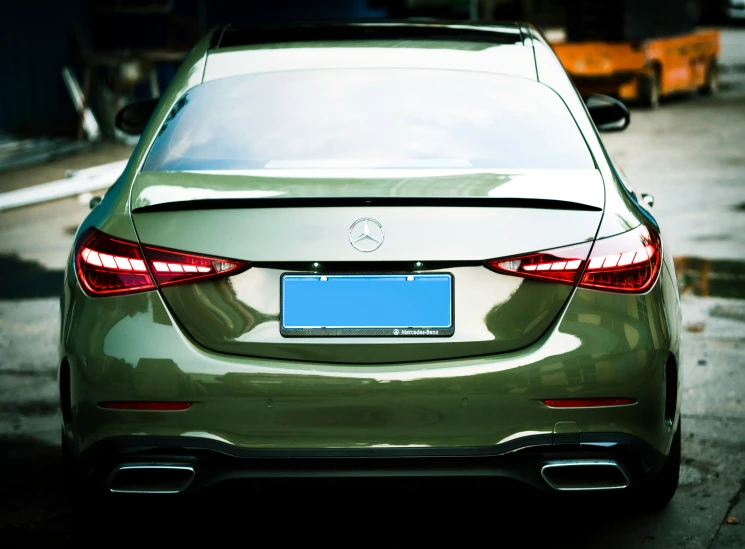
[280,274,454,337]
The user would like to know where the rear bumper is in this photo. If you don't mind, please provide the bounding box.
[60,256,682,459]
[72,431,667,494]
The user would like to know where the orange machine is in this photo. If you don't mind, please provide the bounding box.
[551,29,720,108]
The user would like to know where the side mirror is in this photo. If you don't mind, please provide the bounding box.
[89,195,102,210]
[585,94,630,132]
[115,97,159,135]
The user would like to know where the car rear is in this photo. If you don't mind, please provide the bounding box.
[60,25,681,498]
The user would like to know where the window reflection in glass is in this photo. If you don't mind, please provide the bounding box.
[144,68,594,172]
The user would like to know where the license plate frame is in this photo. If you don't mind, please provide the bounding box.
[280,273,454,338]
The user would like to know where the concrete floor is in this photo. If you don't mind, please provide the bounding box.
[1,29,745,548]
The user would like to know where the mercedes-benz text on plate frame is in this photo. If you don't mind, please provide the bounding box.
[349,218,384,252]
[280,274,455,337]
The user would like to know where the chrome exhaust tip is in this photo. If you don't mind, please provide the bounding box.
[107,464,195,494]
[541,459,629,491]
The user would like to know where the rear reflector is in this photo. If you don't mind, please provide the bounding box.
[99,401,193,411]
[543,398,637,408]
[75,228,250,296]
[485,224,661,293]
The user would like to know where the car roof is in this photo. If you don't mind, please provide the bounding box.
[203,20,539,82]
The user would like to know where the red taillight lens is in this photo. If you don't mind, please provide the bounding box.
[485,224,661,294]
[485,242,592,285]
[77,229,156,296]
[142,245,248,287]
[76,229,250,296]
[580,224,661,293]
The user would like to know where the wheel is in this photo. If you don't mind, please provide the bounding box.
[62,429,89,506]
[640,420,681,509]
[61,429,78,493]
[639,67,661,109]
[62,430,105,510]
[700,58,719,95]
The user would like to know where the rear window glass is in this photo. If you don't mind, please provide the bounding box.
[143,68,594,172]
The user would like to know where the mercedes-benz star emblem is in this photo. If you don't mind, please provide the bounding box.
[349,218,385,252]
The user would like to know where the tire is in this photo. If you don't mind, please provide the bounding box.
[640,420,681,509]
[639,67,661,109]
[63,433,118,542]
[62,430,106,512]
[61,429,78,495]
[700,58,720,95]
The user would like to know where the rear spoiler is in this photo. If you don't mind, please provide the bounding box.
[209,21,528,51]
[133,196,601,214]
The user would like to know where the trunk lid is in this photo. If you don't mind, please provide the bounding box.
[131,170,604,363]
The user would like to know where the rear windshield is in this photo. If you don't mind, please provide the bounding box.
[143,68,594,172]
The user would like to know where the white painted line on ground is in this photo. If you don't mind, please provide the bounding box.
[0,160,128,211]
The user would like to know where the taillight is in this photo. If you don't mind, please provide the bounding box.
[76,228,249,296]
[580,225,660,292]
[77,229,156,296]
[142,245,247,287]
[486,242,591,285]
[485,224,661,293]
